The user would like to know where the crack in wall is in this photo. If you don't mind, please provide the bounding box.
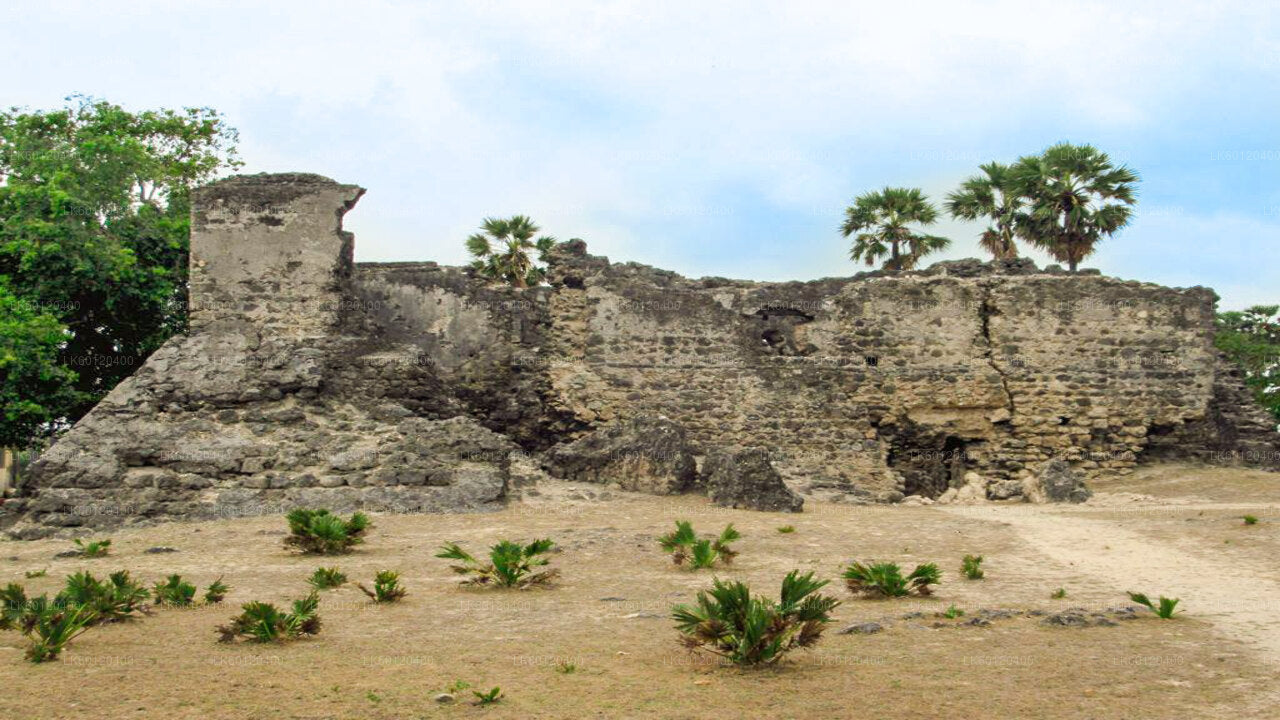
[977,281,1016,416]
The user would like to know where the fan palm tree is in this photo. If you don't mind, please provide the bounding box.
[945,161,1025,260]
[465,215,557,288]
[1010,143,1138,272]
[841,187,950,271]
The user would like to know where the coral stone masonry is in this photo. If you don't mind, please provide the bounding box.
[5,173,1277,536]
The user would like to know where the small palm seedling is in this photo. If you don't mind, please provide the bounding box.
[843,561,941,598]
[961,554,985,580]
[309,567,348,590]
[217,592,322,643]
[0,583,30,630]
[59,571,150,624]
[358,571,406,603]
[24,569,47,579]
[152,575,198,606]
[204,577,230,604]
[473,687,503,706]
[942,604,965,619]
[21,599,97,663]
[436,539,559,589]
[72,538,112,558]
[777,525,796,534]
[672,570,841,666]
[1127,591,1181,619]
[657,521,741,569]
[1242,515,1259,526]
[1051,587,1067,599]
[284,508,372,555]
[555,661,578,674]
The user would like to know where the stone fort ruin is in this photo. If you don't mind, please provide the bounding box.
[5,173,1277,536]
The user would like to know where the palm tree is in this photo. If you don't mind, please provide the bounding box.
[1010,143,1138,272]
[465,215,557,288]
[841,187,950,271]
[944,161,1025,260]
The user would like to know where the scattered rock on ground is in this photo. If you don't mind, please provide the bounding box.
[838,622,885,635]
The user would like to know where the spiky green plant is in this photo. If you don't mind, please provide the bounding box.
[942,604,965,619]
[284,508,371,555]
[152,574,197,606]
[1051,587,1067,599]
[843,561,941,598]
[358,570,406,603]
[776,525,796,534]
[961,554,985,580]
[1242,515,1259,526]
[217,592,321,643]
[72,538,112,558]
[58,570,149,624]
[1127,591,1181,619]
[24,569,47,579]
[204,577,230,604]
[308,567,348,590]
[472,687,503,706]
[436,539,559,589]
[657,521,741,569]
[672,570,840,666]
[22,600,96,663]
[0,583,30,631]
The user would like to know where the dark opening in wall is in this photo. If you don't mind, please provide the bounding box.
[865,355,879,367]
[882,422,969,499]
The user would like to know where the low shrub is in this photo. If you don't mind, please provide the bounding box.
[658,521,741,569]
[217,592,321,643]
[358,571,406,603]
[961,554,985,580]
[284,508,371,555]
[21,599,96,663]
[843,561,940,598]
[152,575,198,606]
[473,687,503,706]
[71,538,112,558]
[672,570,840,666]
[309,567,348,590]
[776,525,796,534]
[436,539,559,589]
[1127,591,1181,619]
[204,577,230,604]
[1242,515,1259,525]
[1051,587,1067,599]
[942,604,964,619]
[59,571,149,624]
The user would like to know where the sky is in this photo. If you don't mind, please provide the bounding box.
[2,1,1277,309]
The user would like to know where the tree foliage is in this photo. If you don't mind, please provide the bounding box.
[841,187,950,271]
[1215,305,1280,424]
[1009,143,1138,271]
[945,162,1026,260]
[0,95,240,449]
[465,215,557,288]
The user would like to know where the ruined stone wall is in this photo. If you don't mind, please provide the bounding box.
[5,172,1277,535]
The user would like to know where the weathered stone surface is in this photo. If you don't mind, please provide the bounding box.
[5,170,1278,534]
[1023,459,1093,504]
[702,449,804,512]
[542,417,696,495]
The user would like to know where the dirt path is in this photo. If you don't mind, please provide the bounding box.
[946,504,1280,669]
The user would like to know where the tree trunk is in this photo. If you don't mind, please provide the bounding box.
[0,448,15,496]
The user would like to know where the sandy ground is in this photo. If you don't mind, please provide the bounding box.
[0,463,1277,719]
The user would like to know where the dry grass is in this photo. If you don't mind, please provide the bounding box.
[0,475,1276,719]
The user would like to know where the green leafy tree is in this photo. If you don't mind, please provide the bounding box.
[1215,305,1280,423]
[465,215,557,288]
[945,162,1026,260]
[0,95,240,449]
[841,187,950,271]
[0,286,78,448]
[1010,143,1138,272]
